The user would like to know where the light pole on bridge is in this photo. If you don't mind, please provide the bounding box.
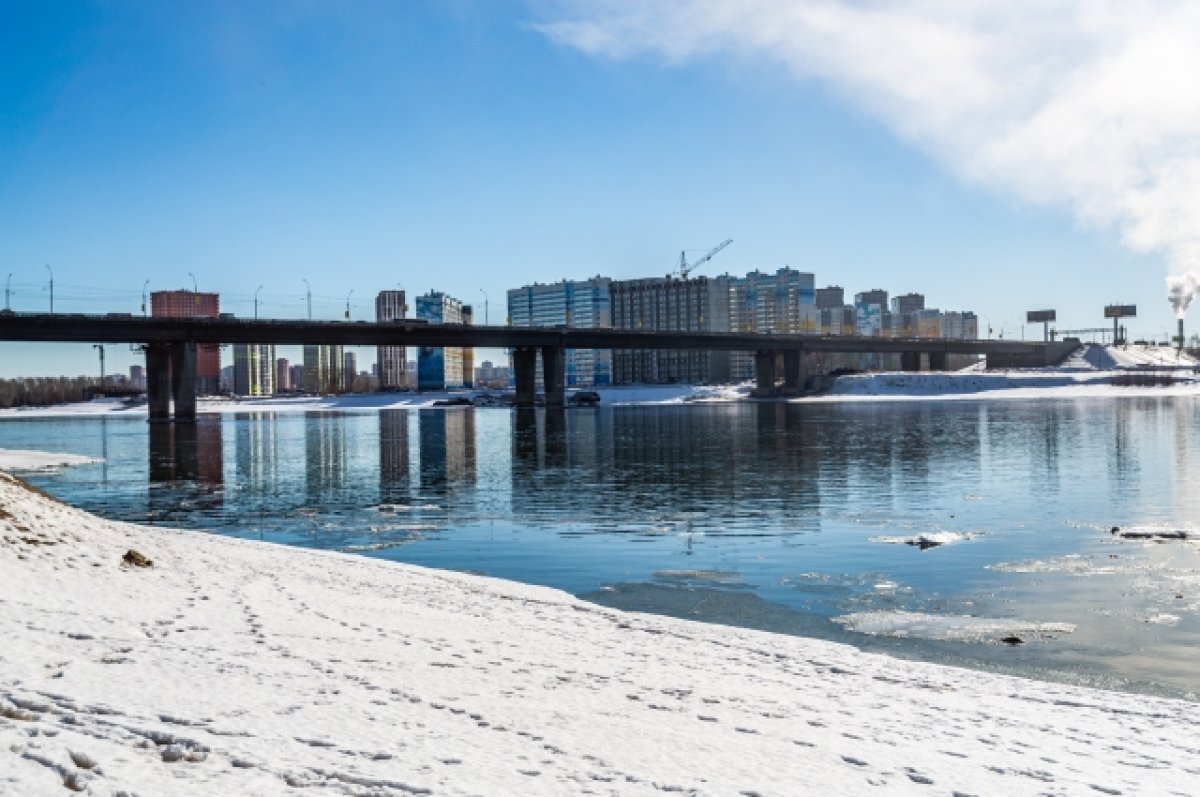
[302,279,312,320]
[141,279,149,316]
[479,289,488,325]
[4,273,10,311]
[345,289,354,321]
[255,284,264,320]
[44,264,53,313]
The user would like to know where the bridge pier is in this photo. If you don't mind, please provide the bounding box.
[901,351,921,372]
[928,351,948,371]
[513,346,537,408]
[541,346,565,407]
[144,341,198,423]
[753,350,776,396]
[782,350,805,394]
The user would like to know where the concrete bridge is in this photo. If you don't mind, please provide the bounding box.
[0,312,1078,420]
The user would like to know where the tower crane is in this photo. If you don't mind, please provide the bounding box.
[675,238,733,278]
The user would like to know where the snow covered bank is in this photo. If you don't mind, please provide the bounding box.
[0,449,101,473]
[2,470,1198,795]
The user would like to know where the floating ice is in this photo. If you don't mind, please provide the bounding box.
[833,611,1075,643]
[870,531,983,550]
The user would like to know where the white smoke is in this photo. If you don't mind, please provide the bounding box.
[1167,273,1200,318]
[535,1,1200,313]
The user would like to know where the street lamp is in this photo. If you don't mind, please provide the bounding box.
[44,264,53,313]
[254,284,264,320]
[479,289,488,326]
[92,344,105,391]
[141,279,149,316]
[345,289,354,321]
[4,273,11,311]
[302,278,312,320]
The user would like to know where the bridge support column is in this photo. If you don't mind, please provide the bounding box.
[782,350,805,394]
[170,342,197,423]
[541,346,565,407]
[146,343,172,423]
[928,351,948,371]
[901,351,921,372]
[753,350,776,396]
[513,347,537,408]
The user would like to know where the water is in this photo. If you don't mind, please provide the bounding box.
[4,399,1199,698]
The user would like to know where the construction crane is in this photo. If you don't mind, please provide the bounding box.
[675,238,733,278]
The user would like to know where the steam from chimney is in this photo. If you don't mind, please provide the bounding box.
[1167,273,1200,319]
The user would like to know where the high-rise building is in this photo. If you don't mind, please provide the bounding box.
[304,345,344,393]
[890,293,925,315]
[233,344,276,396]
[343,351,358,389]
[375,290,407,390]
[727,268,817,378]
[854,289,889,309]
[150,290,221,394]
[290,364,305,392]
[416,291,466,390]
[276,358,291,391]
[610,275,733,384]
[129,365,146,390]
[507,276,613,386]
[815,286,845,310]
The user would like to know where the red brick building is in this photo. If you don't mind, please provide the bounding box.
[150,290,221,395]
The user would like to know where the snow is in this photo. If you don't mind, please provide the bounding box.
[0,449,101,473]
[2,468,1198,795]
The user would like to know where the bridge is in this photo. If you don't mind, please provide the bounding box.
[0,312,1078,420]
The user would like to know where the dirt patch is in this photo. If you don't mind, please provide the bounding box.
[122,549,153,568]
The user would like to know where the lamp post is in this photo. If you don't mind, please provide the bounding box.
[4,273,10,311]
[141,279,149,316]
[302,278,312,320]
[92,344,105,391]
[345,289,354,321]
[187,272,197,292]
[44,264,53,313]
[254,284,264,320]
[479,289,488,326]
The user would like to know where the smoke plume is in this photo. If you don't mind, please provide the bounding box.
[536,1,1200,309]
[1167,273,1200,318]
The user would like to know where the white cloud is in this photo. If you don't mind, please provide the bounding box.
[535,0,1200,312]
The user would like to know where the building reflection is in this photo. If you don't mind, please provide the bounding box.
[305,411,348,501]
[379,409,411,504]
[418,409,476,498]
[147,419,224,518]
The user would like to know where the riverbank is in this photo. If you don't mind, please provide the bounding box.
[1,468,1197,795]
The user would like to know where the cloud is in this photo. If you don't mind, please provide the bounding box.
[535,0,1200,313]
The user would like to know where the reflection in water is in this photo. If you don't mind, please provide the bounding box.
[379,409,410,504]
[419,409,476,497]
[147,419,224,519]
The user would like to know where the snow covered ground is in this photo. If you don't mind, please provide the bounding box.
[2,467,1198,795]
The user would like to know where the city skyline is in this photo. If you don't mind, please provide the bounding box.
[2,1,1191,376]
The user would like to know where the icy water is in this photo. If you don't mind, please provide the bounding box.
[4,399,1200,699]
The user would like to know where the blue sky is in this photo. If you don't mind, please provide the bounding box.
[0,1,1180,377]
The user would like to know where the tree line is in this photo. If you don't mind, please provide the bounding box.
[0,377,106,409]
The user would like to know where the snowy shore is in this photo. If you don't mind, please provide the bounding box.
[2,469,1198,795]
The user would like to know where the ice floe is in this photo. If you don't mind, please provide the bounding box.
[870,531,984,549]
[833,610,1076,643]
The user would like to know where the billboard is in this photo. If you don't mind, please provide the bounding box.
[1104,304,1137,318]
[1026,310,1056,323]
